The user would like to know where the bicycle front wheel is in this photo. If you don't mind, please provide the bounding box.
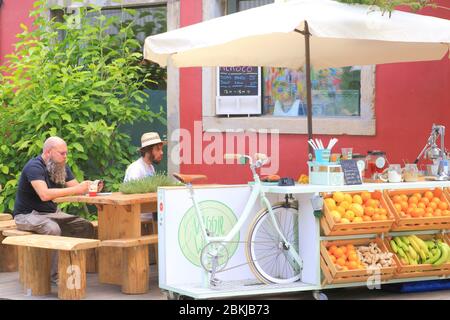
[246,202,301,284]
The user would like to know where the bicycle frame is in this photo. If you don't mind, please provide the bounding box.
[185,157,303,269]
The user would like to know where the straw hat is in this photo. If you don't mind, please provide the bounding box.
[140,132,166,149]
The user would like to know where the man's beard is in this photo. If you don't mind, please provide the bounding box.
[145,153,160,165]
[46,159,67,185]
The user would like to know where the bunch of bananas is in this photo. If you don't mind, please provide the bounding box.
[390,235,450,267]
[297,174,309,184]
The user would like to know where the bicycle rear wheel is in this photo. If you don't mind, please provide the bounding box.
[246,202,301,284]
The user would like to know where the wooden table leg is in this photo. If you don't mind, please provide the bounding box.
[97,204,141,285]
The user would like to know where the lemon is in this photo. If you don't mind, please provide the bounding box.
[344,210,355,221]
[340,201,351,210]
[352,194,363,205]
[350,203,364,217]
[330,210,341,223]
[333,191,345,204]
[344,193,353,204]
[325,198,337,209]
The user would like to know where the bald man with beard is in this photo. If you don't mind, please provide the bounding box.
[13,136,96,282]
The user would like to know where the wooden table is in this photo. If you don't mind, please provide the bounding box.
[54,192,157,285]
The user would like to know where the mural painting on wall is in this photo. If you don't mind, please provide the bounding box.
[263,66,362,118]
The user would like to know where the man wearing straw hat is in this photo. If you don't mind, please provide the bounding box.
[124,132,166,182]
[124,132,165,261]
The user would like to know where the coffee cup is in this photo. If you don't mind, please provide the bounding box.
[89,180,100,197]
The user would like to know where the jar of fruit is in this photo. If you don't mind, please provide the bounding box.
[366,151,388,179]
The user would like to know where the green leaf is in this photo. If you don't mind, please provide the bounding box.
[72,143,84,153]
[61,114,72,122]
[1,166,9,174]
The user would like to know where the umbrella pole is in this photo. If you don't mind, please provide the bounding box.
[296,23,313,160]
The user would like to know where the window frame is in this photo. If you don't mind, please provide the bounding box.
[203,0,376,136]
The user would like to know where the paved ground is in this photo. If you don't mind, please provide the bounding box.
[1,268,449,300]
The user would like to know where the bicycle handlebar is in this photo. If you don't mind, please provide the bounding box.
[224,153,242,160]
[254,153,268,161]
[223,153,270,167]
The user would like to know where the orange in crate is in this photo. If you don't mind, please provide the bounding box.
[384,188,450,231]
[321,191,395,236]
[321,238,397,285]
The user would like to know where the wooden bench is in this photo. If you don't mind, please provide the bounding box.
[2,234,100,300]
[100,235,158,294]
[2,229,33,281]
[0,220,99,274]
[0,220,20,272]
[0,213,13,221]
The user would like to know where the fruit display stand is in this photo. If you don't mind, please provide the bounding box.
[158,181,450,300]
[318,185,450,291]
[385,234,450,279]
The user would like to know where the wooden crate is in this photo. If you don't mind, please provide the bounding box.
[321,191,395,236]
[444,188,450,203]
[320,238,397,285]
[383,188,450,231]
[385,234,450,279]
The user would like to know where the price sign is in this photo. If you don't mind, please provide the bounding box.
[340,160,363,185]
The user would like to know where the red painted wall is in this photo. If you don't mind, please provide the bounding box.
[179,1,450,184]
[2,1,449,184]
[0,0,36,65]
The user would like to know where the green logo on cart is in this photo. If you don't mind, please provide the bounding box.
[178,200,239,267]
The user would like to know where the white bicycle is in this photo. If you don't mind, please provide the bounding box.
[173,153,303,286]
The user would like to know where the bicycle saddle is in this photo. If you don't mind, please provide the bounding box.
[173,173,207,184]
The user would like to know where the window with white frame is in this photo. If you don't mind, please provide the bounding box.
[202,0,375,135]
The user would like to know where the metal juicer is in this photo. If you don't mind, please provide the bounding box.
[414,124,448,180]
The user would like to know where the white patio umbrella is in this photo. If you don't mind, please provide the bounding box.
[143,0,450,156]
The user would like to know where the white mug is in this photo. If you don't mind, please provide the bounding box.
[380,164,403,183]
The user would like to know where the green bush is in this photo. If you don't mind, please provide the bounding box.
[0,1,164,213]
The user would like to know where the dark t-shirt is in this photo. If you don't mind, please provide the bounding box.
[13,155,75,216]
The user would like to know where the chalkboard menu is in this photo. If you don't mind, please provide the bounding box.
[219,66,259,96]
[340,160,363,185]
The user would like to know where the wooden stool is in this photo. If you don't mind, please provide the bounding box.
[100,235,158,294]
